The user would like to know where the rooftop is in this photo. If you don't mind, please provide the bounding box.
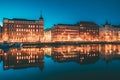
[11,18,36,21]
[80,21,97,25]
[4,18,41,22]
[55,24,76,26]
[44,28,52,31]
[112,25,120,28]
[79,21,99,26]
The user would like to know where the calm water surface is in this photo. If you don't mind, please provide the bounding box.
[0,44,120,80]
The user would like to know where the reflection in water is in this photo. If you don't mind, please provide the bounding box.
[0,44,120,70]
[46,44,120,64]
[0,49,4,62]
[51,45,100,64]
[2,48,44,70]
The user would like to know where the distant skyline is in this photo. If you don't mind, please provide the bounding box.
[0,0,120,28]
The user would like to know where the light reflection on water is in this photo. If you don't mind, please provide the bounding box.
[0,44,120,80]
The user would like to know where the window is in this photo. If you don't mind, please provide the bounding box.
[33,25,35,28]
[29,25,31,28]
[36,25,38,28]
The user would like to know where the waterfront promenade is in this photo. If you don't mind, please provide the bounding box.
[22,41,120,46]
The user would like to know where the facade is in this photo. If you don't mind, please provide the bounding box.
[115,26,120,41]
[51,22,99,42]
[2,16,44,42]
[79,22,99,41]
[99,21,120,41]
[52,24,79,42]
[0,25,2,42]
[44,28,52,42]
[1,16,120,43]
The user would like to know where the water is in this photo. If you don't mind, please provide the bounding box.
[0,44,120,80]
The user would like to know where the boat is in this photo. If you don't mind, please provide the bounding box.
[14,42,23,48]
[0,41,11,48]
[0,41,22,48]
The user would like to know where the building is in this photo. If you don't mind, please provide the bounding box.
[2,16,44,42]
[99,21,120,41]
[78,21,99,41]
[114,25,120,41]
[2,16,120,43]
[51,21,99,42]
[44,28,52,42]
[52,24,79,42]
[0,25,2,42]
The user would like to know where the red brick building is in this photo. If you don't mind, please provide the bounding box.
[2,16,44,42]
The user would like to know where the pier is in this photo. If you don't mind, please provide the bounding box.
[22,41,120,47]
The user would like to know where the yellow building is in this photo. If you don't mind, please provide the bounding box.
[44,28,52,42]
[52,24,79,42]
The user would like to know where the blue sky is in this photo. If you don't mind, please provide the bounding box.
[0,0,120,29]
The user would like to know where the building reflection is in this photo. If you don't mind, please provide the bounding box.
[51,45,100,64]
[48,44,120,64]
[1,44,120,70]
[100,44,120,63]
[43,47,52,57]
[3,48,44,70]
[0,49,4,62]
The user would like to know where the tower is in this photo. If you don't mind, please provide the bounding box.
[39,13,44,26]
[38,13,44,42]
[105,20,111,29]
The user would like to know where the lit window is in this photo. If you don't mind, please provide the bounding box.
[33,25,35,28]
[36,25,38,28]
[28,25,30,28]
